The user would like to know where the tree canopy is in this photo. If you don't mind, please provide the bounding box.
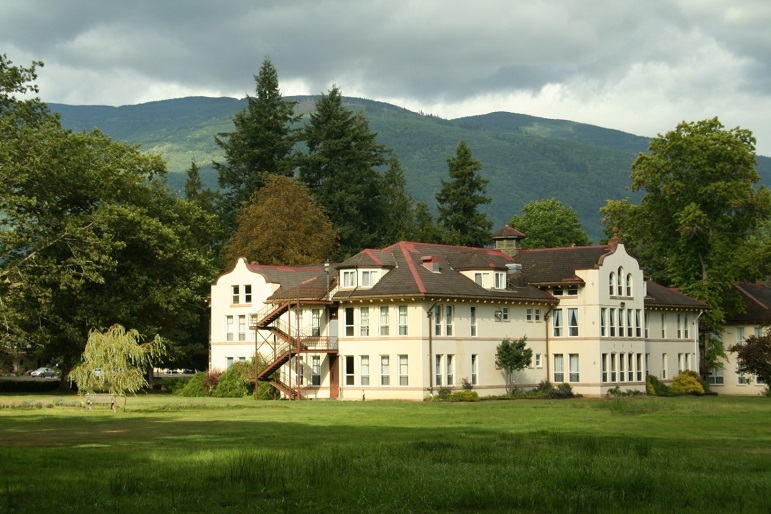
[221,175,338,266]
[509,198,592,248]
[436,140,492,247]
[214,58,299,232]
[601,118,771,344]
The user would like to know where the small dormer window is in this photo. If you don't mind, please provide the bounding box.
[342,270,356,288]
[567,286,578,296]
[551,287,563,296]
[361,270,379,287]
[474,272,490,288]
[494,272,506,289]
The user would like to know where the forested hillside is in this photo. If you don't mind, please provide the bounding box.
[50,97,771,242]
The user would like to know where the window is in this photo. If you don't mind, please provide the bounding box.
[311,309,321,337]
[553,309,563,337]
[756,374,766,385]
[661,353,667,379]
[553,354,564,383]
[535,354,542,368]
[609,272,615,295]
[296,357,304,385]
[360,356,370,385]
[677,314,682,339]
[501,307,509,321]
[635,310,642,338]
[232,285,240,304]
[434,305,442,336]
[526,308,532,321]
[238,315,246,341]
[551,286,563,296]
[567,285,578,296]
[345,356,354,386]
[435,355,442,387]
[445,305,453,336]
[736,327,745,345]
[661,313,666,338]
[609,308,616,337]
[470,306,477,336]
[360,307,370,336]
[644,312,649,338]
[342,270,356,288]
[619,352,625,382]
[399,355,409,386]
[645,353,650,377]
[447,354,454,385]
[534,308,541,321]
[380,356,390,386]
[627,354,634,382]
[618,309,624,337]
[636,354,643,382]
[756,327,763,338]
[244,285,252,303]
[379,306,389,336]
[707,367,724,385]
[474,273,490,288]
[361,270,378,287]
[610,354,617,382]
[626,309,633,337]
[617,267,623,296]
[225,315,234,341]
[683,314,689,339]
[238,357,246,363]
[602,354,608,382]
[398,305,408,335]
[569,354,579,382]
[471,354,478,385]
[226,357,233,369]
[626,274,632,297]
[600,308,607,337]
[737,368,747,385]
[568,308,578,337]
[311,356,321,386]
[345,307,354,337]
[678,353,686,373]
[495,272,506,289]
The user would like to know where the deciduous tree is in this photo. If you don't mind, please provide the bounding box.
[728,328,771,388]
[496,336,532,394]
[436,140,492,247]
[601,118,771,371]
[509,198,592,248]
[221,175,337,266]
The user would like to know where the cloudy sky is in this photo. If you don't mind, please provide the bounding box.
[3,0,771,155]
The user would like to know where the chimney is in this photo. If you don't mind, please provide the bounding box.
[506,263,524,287]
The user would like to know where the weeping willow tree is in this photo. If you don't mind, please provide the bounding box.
[69,324,167,397]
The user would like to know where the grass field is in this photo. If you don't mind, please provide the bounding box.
[1,394,769,513]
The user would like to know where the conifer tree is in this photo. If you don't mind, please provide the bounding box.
[214,58,299,232]
[436,140,492,247]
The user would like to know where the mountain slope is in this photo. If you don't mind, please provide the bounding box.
[49,97,770,243]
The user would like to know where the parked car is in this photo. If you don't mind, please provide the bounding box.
[30,367,57,378]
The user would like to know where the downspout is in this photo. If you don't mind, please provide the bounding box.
[694,310,704,374]
[543,305,555,383]
[427,300,439,397]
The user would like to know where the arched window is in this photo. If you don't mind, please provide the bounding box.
[617,267,623,296]
[626,273,633,297]
[609,272,615,296]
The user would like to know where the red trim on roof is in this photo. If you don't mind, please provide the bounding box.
[735,283,770,311]
[363,249,384,266]
[400,242,426,293]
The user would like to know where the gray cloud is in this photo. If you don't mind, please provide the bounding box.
[2,0,771,154]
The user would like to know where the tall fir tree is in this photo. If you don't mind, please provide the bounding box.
[381,157,416,244]
[214,58,299,232]
[298,86,392,259]
[435,140,493,247]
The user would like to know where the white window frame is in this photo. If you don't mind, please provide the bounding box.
[471,354,478,385]
[568,308,578,337]
[380,355,390,386]
[445,305,453,336]
[553,354,564,383]
[361,270,378,287]
[345,355,354,386]
[569,354,579,382]
[552,309,563,337]
[231,285,240,304]
[360,307,370,336]
[398,305,408,336]
[399,355,409,386]
[446,354,454,386]
[311,355,321,386]
[243,284,252,304]
[342,270,356,288]
[238,315,246,341]
[225,315,234,341]
[495,271,506,289]
[360,356,370,386]
[435,354,443,387]
[470,306,477,337]
[379,306,389,336]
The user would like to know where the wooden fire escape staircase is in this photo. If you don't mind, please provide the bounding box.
[252,290,337,400]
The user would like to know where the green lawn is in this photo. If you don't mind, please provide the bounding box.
[1,394,769,513]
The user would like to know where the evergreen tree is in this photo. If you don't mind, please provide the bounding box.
[436,140,492,247]
[412,201,445,244]
[381,157,416,244]
[298,86,391,259]
[214,58,299,232]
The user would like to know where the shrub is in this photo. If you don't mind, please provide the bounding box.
[213,362,254,398]
[436,387,452,400]
[177,372,211,397]
[461,377,474,390]
[670,370,705,395]
[646,375,671,396]
[536,380,552,393]
[549,383,575,399]
[450,390,479,402]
